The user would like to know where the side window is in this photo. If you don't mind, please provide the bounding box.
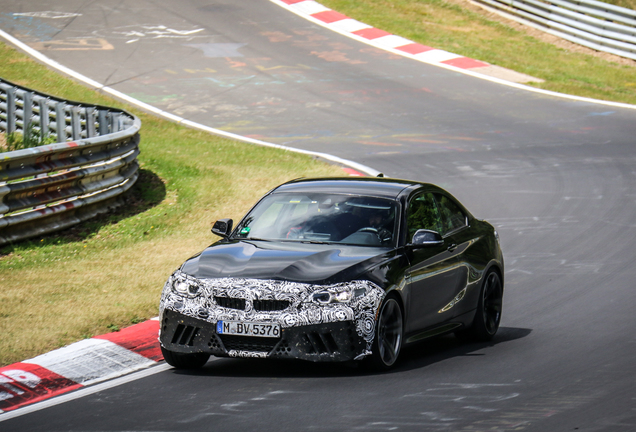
[433,194,467,234]
[406,193,442,239]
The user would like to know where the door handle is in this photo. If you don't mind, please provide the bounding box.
[447,243,458,252]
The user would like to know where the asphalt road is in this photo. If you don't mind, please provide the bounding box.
[2,0,636,431]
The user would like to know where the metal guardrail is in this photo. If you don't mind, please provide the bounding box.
[473,0,636,60]
[0,78,141,245]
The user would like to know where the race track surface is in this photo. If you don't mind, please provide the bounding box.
[1,0,636,430]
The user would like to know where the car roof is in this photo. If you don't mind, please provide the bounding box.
[273,177,433,199]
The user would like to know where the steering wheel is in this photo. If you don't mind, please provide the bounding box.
[286,226,304,239]
[356,227,392,243]
[357,227,379,234]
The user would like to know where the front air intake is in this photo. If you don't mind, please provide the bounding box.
[304,332,339,355]
[171,324,200,346]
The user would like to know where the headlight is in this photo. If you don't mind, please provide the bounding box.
[171,274,202,298]
[312,286,367,304]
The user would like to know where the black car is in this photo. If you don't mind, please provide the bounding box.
[159,177,504,370]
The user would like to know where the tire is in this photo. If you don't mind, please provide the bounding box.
[369,296,403,370]
[456,270,503,342]
[161,346,210,369]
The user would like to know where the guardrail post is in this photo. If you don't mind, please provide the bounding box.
[98,109,108,135]
[38,98,49,142]
[23,91,33,140]
[110,112,121,133]
[85,107,96,138]
[55,102,66,142]
[5,84,16,135]
[71,106,81,140]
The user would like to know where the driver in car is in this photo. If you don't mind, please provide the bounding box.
[362,207,393,243]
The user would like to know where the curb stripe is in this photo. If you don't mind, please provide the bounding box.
[0,363,173,421]
[0,363,82,413]
[292,1,330,15]
[329,19,370,33]
[352,27,392,39]
[396,43,435,54]
[0,320,162,414]
[443,57,490,69]
[342,167,365,176]
[414,49,461,63]
[372,35,414,49]
[288,0,489,71]
[23,339,156,387]
[312,10,348,23]
[94,320,163,361]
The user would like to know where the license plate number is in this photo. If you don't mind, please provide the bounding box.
[216,321,281,338]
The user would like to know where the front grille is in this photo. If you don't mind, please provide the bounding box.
[171,324,200,346]
[219,335,279,353]
[253,299,290,312]
[214,296,246,310]
[214,297,290,312]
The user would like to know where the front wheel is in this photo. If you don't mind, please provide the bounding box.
[161,346,210,369]
[456,270,503,342]
[369,296,403,370]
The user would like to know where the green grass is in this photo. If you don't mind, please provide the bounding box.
[0,41,343,366]
[320,0,636,105]
[1,126,57,152]
[601,0,636,9]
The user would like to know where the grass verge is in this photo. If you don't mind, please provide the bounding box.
[602,0,636,9]
[319,0,636,105]
[0,40,343,366]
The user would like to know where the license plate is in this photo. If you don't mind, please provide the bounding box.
[216,321,281,338]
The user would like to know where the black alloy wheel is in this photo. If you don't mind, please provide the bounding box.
[161,346,210,369]
[482,271,503,336]
[456,270,503,342]
[369,296,403,370]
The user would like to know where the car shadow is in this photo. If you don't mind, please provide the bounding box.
[394,326,532,373]
[170,326,532,379]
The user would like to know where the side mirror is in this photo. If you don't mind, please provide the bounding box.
[212,218,233,238]
[410,229,443,248]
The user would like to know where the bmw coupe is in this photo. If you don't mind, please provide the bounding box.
[159,177,504,370]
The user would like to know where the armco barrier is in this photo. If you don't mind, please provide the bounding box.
[0,78,141,246]
[473,0,636,60]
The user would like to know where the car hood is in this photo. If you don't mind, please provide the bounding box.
[180,240,390,284]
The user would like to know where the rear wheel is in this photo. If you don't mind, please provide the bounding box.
[456,270,503,342]
[161,346,210,369]
[369,296,403,370]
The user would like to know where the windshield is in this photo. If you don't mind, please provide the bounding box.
[232,192,398,247]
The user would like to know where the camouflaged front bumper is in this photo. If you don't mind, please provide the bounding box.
[160,309,367,362]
